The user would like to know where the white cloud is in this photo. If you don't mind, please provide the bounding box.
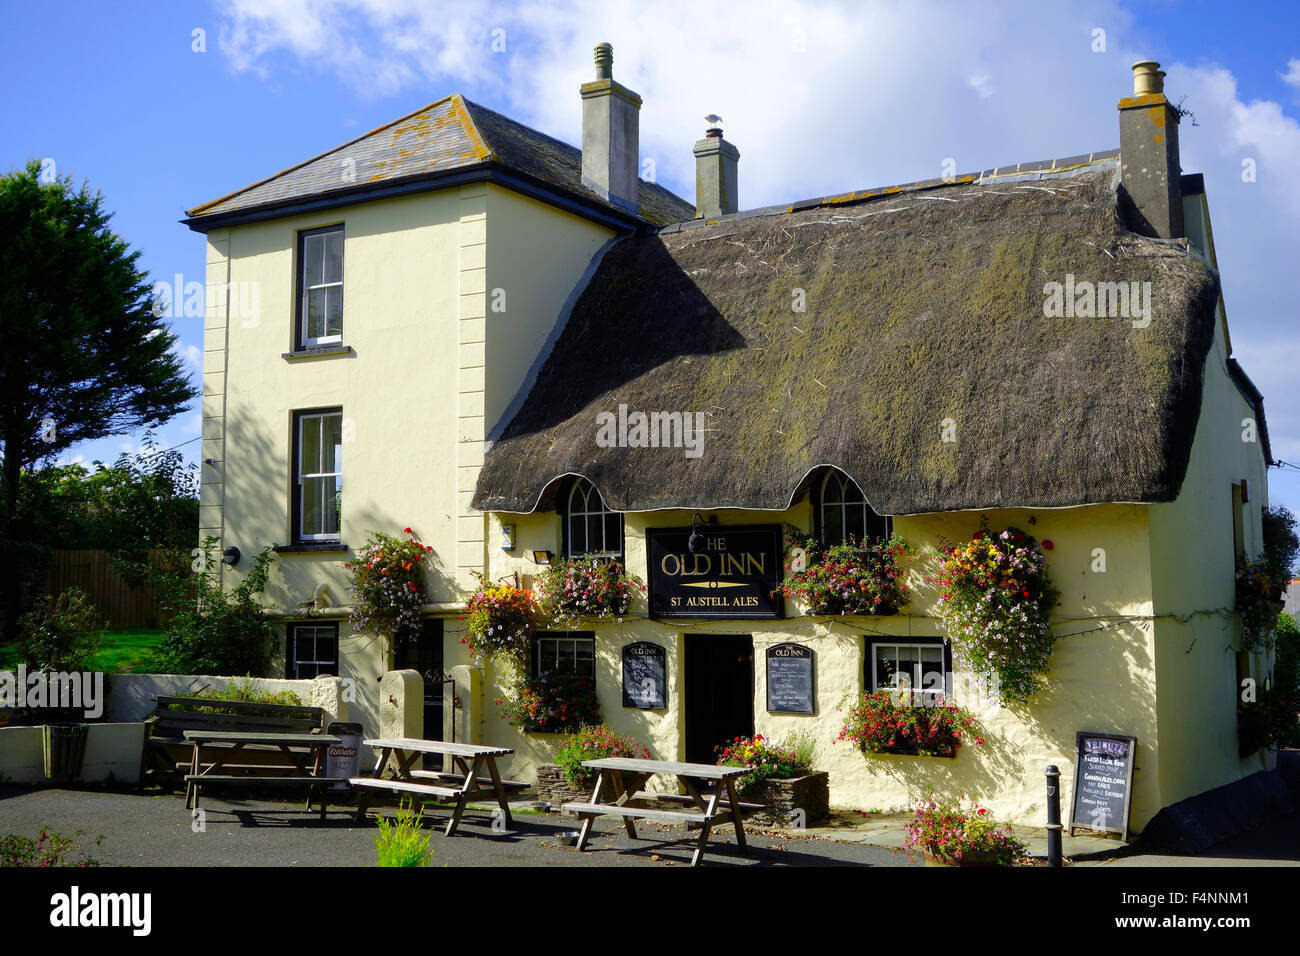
[967,72,995,100]
[1282,57,1300,93]
[171,341,202,376]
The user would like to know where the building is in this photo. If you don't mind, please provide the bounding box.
[185,47,1275,831]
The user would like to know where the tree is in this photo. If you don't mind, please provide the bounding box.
[0,160,195,630]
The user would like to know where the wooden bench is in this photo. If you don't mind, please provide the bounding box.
[183,730,346,820]
[562,757,752,866]
[144,695,328,787]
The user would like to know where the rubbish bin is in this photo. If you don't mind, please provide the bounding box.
[43,723,89,783]
[325,722,363,793]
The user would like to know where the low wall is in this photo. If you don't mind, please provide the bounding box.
[106,673,348,725]
[0,723,145,785]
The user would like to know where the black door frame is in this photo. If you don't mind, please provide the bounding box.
[683,633,755,765]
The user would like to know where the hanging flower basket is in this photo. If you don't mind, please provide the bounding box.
[462,572,538,666]
[344,528,433,643]
[775,535,913,616]
[534,558,644,624]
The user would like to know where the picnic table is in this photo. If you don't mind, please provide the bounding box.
[350,738,528,836]
[183,730,347,820]
[562,757,752,866]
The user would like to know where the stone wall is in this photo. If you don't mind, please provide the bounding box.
[742,771,830,828]
[536,763,590,808]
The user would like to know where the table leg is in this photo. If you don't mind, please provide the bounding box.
[445,756,482,837]
[689,779,724,867]
[574,771,606,851]
[724,777,748,854]
[484,757,513,830]
[186,742,200,809]
[609,770,638,840]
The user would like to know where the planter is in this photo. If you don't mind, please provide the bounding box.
[738,771,829,828]
[921,848,1005,867]
[536,764,592,808]
[43,723,89,783]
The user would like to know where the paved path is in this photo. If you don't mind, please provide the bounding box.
[0,786,917,868]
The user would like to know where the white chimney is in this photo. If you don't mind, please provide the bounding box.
[581,42,641,214]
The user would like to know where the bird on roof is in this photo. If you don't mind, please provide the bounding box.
[705,114,723,126]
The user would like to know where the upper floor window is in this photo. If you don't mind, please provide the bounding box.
[817,468,890,546]
[565,478,623,560]
[295,409,342,542]
[297,225,344,348]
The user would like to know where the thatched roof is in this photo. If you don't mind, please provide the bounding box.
[473,160,1226,516]
[184,94,693,229]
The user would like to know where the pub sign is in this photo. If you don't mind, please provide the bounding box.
[646,524,784,619]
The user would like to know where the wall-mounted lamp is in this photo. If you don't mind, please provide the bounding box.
[221,546,240,566]
[688,513,708,554]
[532,549,554,565]
[501,523,516,551]
[203,458,218,466]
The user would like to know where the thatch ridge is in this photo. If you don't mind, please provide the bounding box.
[474,167,1221,515]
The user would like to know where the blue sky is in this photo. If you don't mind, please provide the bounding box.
[3,0,1297,512]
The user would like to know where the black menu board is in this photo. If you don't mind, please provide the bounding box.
[621,641,666,709]
[766,643,815,714]
[1069,731,1138,843]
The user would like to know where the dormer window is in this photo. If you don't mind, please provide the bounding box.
[297,225,344,348]
[564,478,623,560]
[816,468,890,545]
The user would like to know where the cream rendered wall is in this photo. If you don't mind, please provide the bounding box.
[206,182,618,741]
[473,499,1165,827]
[206,189,467,739]
[1147,314,1274,808]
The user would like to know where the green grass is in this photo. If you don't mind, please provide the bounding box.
[0,628,165,673]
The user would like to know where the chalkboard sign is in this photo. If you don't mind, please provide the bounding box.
[622,641,666,709]
[766,643,815,714]
[1069,731,1138,843]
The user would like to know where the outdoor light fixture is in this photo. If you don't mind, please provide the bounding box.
[532,549,554,564]
[221,546,240,566]
[688,513,707,554]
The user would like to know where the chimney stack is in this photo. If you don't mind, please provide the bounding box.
[693,119,740,219]
[581,42,641,214]
[1118,60,1184,239]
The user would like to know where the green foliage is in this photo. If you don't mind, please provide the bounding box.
[554,724,650,788]
[838,690,983,758]
[715,733,815,790]
[1,827,104,867]
[125,536,278,676]
[495,669,600,734]
[181,676,303,708]
[1235,553,1277,652]
[534,558,644,623]
[344,529,433,642]
[23,433,198,553]
[374,799,433,867]
[1240,612,1300,753]
[1262,506,1299,597]
[904,795,1025,866]
[785,729,819,772]
[777,535,912,615]
[0,159,194,552]
[14,586,100,671]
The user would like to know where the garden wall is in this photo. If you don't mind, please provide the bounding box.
[105,673,349,724]
[0,723,145,785]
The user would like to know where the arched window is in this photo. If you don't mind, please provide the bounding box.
[565,478,624,560]
[817,469,890,545]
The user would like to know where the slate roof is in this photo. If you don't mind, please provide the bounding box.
[184,94,694,228]
[473,158,1248,516]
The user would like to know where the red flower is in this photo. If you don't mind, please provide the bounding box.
[404,527,413,534]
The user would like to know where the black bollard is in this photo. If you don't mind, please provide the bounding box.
[1045,765,1063,867]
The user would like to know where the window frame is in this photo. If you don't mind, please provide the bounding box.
[814,468,891,546]
[562,478,624,561]
[531,631,596,680]
[286,622,340,679]
[868,639,952,707]
[295,224,345,350]
[292,407,343,544]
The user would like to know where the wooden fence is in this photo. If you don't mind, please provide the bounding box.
[44,549,187,629]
